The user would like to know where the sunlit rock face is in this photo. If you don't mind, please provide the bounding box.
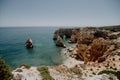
[83,38,110,63]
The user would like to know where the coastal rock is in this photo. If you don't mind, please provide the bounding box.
[68,34,78,43]
[82,54,120,79]
[77,31,94,45]
[76,44,88,60]
[12,66,42,80]
[53,30,59,40]
[25,38,33,48]
[84,38,110,63]
[109,34,118,40]
[56,36,66,48]
[94,30,108,39]
[109,32,120,40]
[68,29,80,43]
[112,37,120,49]
[53,28,73,40]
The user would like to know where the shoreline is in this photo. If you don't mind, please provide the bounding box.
[61,44,84,68]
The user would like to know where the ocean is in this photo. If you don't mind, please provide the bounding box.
[0,27,69,68]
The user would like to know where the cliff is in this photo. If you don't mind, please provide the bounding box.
[12,26,120,80]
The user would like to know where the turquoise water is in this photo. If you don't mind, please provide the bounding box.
[0,27,66,68]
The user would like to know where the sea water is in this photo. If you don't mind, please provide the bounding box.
[0,27,68,68]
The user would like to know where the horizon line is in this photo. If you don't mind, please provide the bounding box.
[0,24,120,28]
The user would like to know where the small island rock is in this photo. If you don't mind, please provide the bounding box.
[26,38,33,48]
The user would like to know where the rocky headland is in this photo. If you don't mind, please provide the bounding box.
[10,25,120,80]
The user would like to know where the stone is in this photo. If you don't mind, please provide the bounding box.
[25,38,33,48]
[94,30,108,39]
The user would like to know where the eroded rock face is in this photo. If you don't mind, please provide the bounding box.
[75,38,110,63]
[77,31,94,45]
[84,38,110,63]
[26,38,33,48]
[53,28,73,40]
[68,29,80,43]
[56,36,66,48]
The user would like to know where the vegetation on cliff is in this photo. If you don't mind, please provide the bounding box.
[98,70,120,79]
[19,64,31,69]
[0,58,13,80]
[37,66,54,80]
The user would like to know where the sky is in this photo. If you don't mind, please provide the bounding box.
[0,0,120,27]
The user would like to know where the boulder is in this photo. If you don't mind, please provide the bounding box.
[25,38,33,48]
[56,36,66,48]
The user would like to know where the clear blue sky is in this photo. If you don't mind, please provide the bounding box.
[0,0,120,27]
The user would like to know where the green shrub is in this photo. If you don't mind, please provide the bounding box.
[19,64,31,69]
[0,58,13,80]
[15,69,23,72]
[98,70,120,79]
[37,66,54,80]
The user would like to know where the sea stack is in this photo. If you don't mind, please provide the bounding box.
[26,38,33,48]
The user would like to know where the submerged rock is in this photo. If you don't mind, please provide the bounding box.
[25,38,33,48]
[56,36,66,48]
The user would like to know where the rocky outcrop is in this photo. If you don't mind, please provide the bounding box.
[68,29,80,43]
[94,30,108,39]
[12,66,42,80]
[77,30,94,45]
[62,44,120,79]
[83,38,110,63]
[25,38,33,48]
[53,28,74,40]
[56,36,66,48]
[109,32,120,40]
